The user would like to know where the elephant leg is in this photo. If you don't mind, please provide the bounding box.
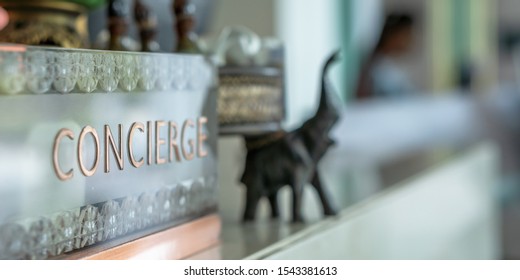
[243,187,262,222]
[311,171,338,216]
[268,192,280,219]
[291,169,306,223]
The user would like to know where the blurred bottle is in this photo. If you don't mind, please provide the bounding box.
[107,0,132,51]
[173,0,200,53]
[134,0,160,52]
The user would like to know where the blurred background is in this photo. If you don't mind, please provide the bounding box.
[199,0,520,260]
[3,0,520,259]
[201,0,520,260]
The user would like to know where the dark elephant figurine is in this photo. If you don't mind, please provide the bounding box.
[240,51,342,222]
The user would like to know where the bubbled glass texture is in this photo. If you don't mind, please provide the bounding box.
[0,176,217,259]
[0,46,214,95]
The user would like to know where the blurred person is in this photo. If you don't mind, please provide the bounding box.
[355,13,415,100]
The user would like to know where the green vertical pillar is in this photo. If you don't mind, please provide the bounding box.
[430,0,455,91]
[451,0,497,92]
[451,0,471,87]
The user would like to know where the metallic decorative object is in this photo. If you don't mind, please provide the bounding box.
[218,66,285,134]
[240,52,341,222]
[0,44,218,259]
[0,0,96,48]
[199,26,285,134]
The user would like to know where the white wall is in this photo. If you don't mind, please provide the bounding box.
[275,0,342,129]
[210,0,275,37]
[352,0,384,53]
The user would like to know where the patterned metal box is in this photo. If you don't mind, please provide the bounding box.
[218,66,285,135]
